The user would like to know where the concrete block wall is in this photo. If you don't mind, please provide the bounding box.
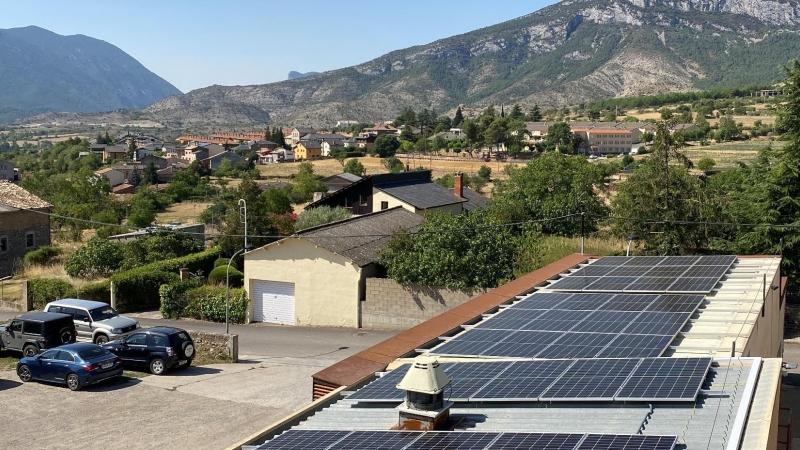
[362,278,485,330]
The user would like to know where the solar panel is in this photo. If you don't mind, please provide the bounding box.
[583,276,640,292]
[405,432,500,450]
[622,256,666,266]
[470,360,573,401]
[547,293,613,311]
[576,434,677,450]
[666,277,721,293]
[578,311,642,334]
[624,277,679,292]
[615,358,712,401]
[696,255,736,266]
[571,265,620,276]
[486,433,584,449]
[433,339,501,357]
[533,333,617,359]
[623,312,690,336]
[256,430,352,449]
[331,431,424,449]
[680,265,730,278]
[596,334,672,358]
[512,293,575,310]
[346,364,409,402]
[645,294,704,313]
[586,256,632,266]
[539,359,640,401]
[483,331,564,358]
[547,276,602,291]
[643,266,690,277]
[656,256,701,266]
[598,294,656,311]
[524,310,592,332]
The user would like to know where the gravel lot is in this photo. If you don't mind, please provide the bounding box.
[0,370,289,450]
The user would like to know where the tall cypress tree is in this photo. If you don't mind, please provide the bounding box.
[453,107,464,127]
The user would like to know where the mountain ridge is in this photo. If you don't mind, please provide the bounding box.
[15,1,800,127]
[0,26,180,123]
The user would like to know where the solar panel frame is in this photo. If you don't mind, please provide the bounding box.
[512,293,575,310]
[547,276,603,291]
[522,310,593,332]
[680,265,730,278]
[576,311,642,334]
[623,277,678,293]
[596,334,672,358]
[346,365,409,402]
[585,256,632,266]
[576,434,677,450]
[486,432,585,449]
[644,294,704,313]
[655,256,701,266]
[404,432,501,450]
[666,277,721,293]
[570,265,621,277]
[539,359,641,401]
[695,255,737,266]
[622,256,666,266]
[255,430,353,450]
[330,431,425,450]
[597,294,657,311]
[546,293,614,311]
[615,357,712,402]
[432,339,503,357]
[533,332,618,359]
[623,312,691,336]
[582,276,640,292]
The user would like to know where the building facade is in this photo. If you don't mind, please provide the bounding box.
[0,182,52,277]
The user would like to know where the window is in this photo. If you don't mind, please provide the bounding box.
[126,333,148,346]
[74,309,90,322]
[55,351,75,362]
[47,306,61,314]
[380,201,389,211]
[151,335,168,347]
[25,232,34,248]
[22,321,42,335]
[0,236,7,252]
[9,320,22,333]
[40,349,59,360]
[61,307,77,319]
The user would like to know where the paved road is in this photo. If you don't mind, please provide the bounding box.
[0,311,398,359]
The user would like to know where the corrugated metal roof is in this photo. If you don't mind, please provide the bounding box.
[297,359,760,450]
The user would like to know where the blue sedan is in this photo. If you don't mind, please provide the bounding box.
[16,343,123,391]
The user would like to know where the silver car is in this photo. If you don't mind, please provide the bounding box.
[43,299,140,344]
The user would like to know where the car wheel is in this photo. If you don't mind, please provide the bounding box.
[182,342,195,358]
[66,373,81,391]
[94,334,109,345]
[149,358,166,375]
[59,327,75,344]
[22,345,38,358]
[17,364,32,382]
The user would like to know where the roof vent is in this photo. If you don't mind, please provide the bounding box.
[395,356,453,431]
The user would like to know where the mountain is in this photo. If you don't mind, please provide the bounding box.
[288,71,319,80]
[0,26,180,123]
[19,1,800,127]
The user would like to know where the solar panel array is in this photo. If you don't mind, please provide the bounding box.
[255,431,678,450]
[431,292,703,359]
[547,255,735,294]
[347,357,712,403]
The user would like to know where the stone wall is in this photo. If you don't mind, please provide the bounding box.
[362,278,486,330]
[189,330,239,362]
[0,209,51,277]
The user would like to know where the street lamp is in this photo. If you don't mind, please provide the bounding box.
[626,234,640,257]
[226,245,253,334]
[238,198,248,249]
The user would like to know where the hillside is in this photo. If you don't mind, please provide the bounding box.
[16,0,800,127]
[0,26,180,123]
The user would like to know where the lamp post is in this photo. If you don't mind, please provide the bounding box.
[226,245,253,334]
[626,234,640,257]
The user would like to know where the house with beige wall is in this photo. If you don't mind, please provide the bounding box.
[243,207,423,327]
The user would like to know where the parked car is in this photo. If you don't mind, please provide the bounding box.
[103,327,195,375]
[0,312,77,357]
[17,343,123,391]
[44,299,140,344]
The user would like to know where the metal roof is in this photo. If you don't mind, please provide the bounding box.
[376,181,465,210]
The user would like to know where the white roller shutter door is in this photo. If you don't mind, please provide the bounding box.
[252,280,295,325]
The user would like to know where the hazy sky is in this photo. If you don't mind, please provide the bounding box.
[0,0,559,93]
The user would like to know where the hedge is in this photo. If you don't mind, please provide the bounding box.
[77,280,111,304]
[183,286,249,324]
[146,246,221,278]
[24,246,63,267]
[159,279,202,319]
[208,266,243,287]
[110,269,178,312]
[27,278,76,310]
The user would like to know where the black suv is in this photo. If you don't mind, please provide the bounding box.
[102,327,195,375]
[0,312,77,357]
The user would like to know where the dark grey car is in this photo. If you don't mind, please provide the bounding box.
[0,312,77,357]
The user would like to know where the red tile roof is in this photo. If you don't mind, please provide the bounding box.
[311,253,595,388]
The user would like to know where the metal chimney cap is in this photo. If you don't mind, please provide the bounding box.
[396,355,452,395]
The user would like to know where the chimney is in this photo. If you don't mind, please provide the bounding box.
[454,172,464,198]
[395,356,453,431]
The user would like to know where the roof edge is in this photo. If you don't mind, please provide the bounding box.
[295,206,406,235]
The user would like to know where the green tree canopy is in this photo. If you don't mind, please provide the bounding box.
[373,134,400,158]
[295,206,353,231]
[343,158,365,176]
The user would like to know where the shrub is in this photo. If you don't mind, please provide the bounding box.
[95,226,128,239]
[477,165,492,180]
[28,278,76,310]
[145,246,221,277]
[76,280,111,303]
[295,206,352,231]
[183,286,249,324]
[24,246,63,267]
[64,238,124,278]
[213,257,233,269]
[110,269,178,312]
[208,266,243,287]
[159,279,203,319]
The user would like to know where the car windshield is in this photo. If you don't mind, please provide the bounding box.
[78,347,110,360]
[89,306,118,321]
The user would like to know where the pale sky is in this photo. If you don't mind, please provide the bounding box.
[0,0,559,93]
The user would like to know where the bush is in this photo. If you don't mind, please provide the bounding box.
[213,257,234,269]
[159,279,203,319]
[295,206,353,231]
[28,278,76,310]
[24,246,63,267]
[144,246,221,277]
[76,280,111,303]
[110,269,179,312]
[95,226,128,239]
[64,238,124,278]
[208,266,243,287]
[183,286,249,324]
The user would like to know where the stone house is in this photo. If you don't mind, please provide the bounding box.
[0,182,52,277]
[0,160,19,182]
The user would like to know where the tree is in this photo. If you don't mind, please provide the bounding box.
[400,125,415,142]
[128,167,141,187]
[545,122,577,154]
[144,162,159,185]
[432,135,448,151]
[660,108,674,120]
[383,157,405,173]
[295,206,352,231]
[453,107,464,127]
[462,120,480,148]
[587,109,601,121]
[343,158,366,176]
[263,187,293,215]
[477,165,492,180]
[127,139,137,159]
[64,238,124,278]
[292,162,328,202]
[717,116,743,142]
[526,105,542,122]
[509,104,524,120]
[379,209,540,289]
[697,157,716,173]
[492,152,609,235]
[482,117,508,150]
[602,111,617,122]
[373,134,400,158]
[217,175,279,256]
[695,114,711,136]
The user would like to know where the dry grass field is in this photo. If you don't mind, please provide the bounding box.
[680,139,783,168]
[0,279,24,302]
[155,200,213,225]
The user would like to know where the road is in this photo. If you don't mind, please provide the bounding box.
[0,311,398,359]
